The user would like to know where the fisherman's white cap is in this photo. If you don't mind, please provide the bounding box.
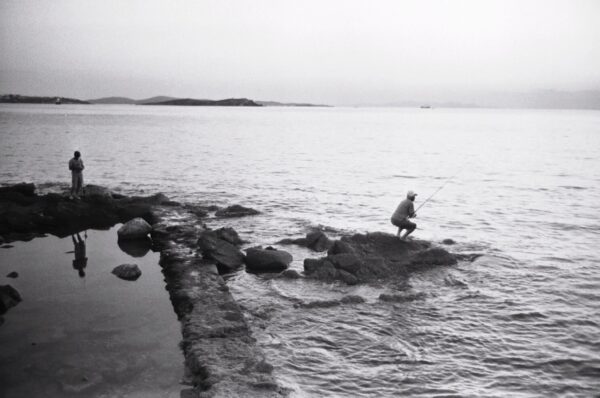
[407,190,417,198]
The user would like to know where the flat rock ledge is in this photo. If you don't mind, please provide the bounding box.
[152,206,285,398]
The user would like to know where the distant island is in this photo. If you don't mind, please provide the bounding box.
[1,94,330,107]
[0,94,89,104]
[147,98,261,106]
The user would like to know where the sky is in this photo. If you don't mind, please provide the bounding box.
[1,0,599,105]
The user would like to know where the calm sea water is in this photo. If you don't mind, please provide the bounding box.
[1,104,599,396]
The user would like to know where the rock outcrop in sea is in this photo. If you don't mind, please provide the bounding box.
[299,232,457,284]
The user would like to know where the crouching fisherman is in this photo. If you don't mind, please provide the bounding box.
[391,190,417,240]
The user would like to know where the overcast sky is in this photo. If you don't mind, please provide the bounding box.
[1,0,599,105]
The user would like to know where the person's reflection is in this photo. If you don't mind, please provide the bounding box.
[71,232,88,277]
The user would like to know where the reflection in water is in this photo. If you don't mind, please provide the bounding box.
[71,232,87,277]
[118,237,152,257]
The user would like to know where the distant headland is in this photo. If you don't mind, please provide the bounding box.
[0,94,331,107]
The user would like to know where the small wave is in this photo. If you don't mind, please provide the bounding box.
[559,185,587,190]
[508,311,548,320]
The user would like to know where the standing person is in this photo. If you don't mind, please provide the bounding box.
[391,190,418,240]
[68,151,84,199]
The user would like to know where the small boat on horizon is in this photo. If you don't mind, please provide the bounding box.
[55,97,62,105]
[420,105,431,109]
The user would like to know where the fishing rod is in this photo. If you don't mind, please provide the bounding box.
[414,168,463,213]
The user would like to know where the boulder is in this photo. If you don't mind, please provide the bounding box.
[6,271,18,278]
[327,240,355,255]
[117,218,152,240]
[245,247,293,273]
[0,284,22,314]
[305,230,332,252]
[215,205,260,218]
[215,227,243,245]
[442,238,456,245]
[279,269,302,279]
[111,264,142,281]
[303,258,337,280]
[197,230,245,272]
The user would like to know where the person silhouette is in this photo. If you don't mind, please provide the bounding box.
[72,232,88,277]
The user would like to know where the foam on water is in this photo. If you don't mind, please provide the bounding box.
[1,104,599,396]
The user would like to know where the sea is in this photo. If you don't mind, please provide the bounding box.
[1,104,599,397]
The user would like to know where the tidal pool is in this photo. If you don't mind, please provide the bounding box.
[0,226,184,398]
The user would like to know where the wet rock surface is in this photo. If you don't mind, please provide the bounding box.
[245,247,293,273]
[117,217,152,240]
[215,204,260,218]
[111,264,142,281]
[197,230,245,273]
[303,232,458,284]
[0,183,172,242]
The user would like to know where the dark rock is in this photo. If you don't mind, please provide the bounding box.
[0,183,36,197]
[340,295,366,304]
[337,269,359,285]
[305,230,332,252]
[327,240,356,255]
[83,184,113,200]
[215,204,260,218]
[111,264,142,281]
[197,230,245,273]
[0,183,169,241]
[328,253,362,274]
[215,227,243,245]
[0,284,22,314]
[456,253,484,262]
[117,217,152,240]
[303,259,337,280]
[442,238,456,245]
[279,269,302,279]
[276,237,307,246]
[6,271,18,278]
[299,300,340,309]
[407,247,457,271]
[379,292,427,302]
[304,232,457,284]
[118,237,152,257]
[245,247,292,273]
[1,245,14,249]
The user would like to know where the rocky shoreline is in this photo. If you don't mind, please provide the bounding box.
[0,183,468,397]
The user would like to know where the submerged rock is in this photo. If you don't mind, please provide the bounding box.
[245,247,293,273]
[279,269,302,279]
[6,271,18,278]
[379,292,427,302]
[442,238,456,245]
[197,230,245,272]
[303,232,457,284]
[0,284,22,314]
[215,204,260,218]
[117,217,152,240]
[111,264,142,281]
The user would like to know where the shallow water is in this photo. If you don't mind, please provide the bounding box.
[1,104,599,396]
[0,226,184,398]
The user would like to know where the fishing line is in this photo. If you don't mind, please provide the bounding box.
[414,167,464,214]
